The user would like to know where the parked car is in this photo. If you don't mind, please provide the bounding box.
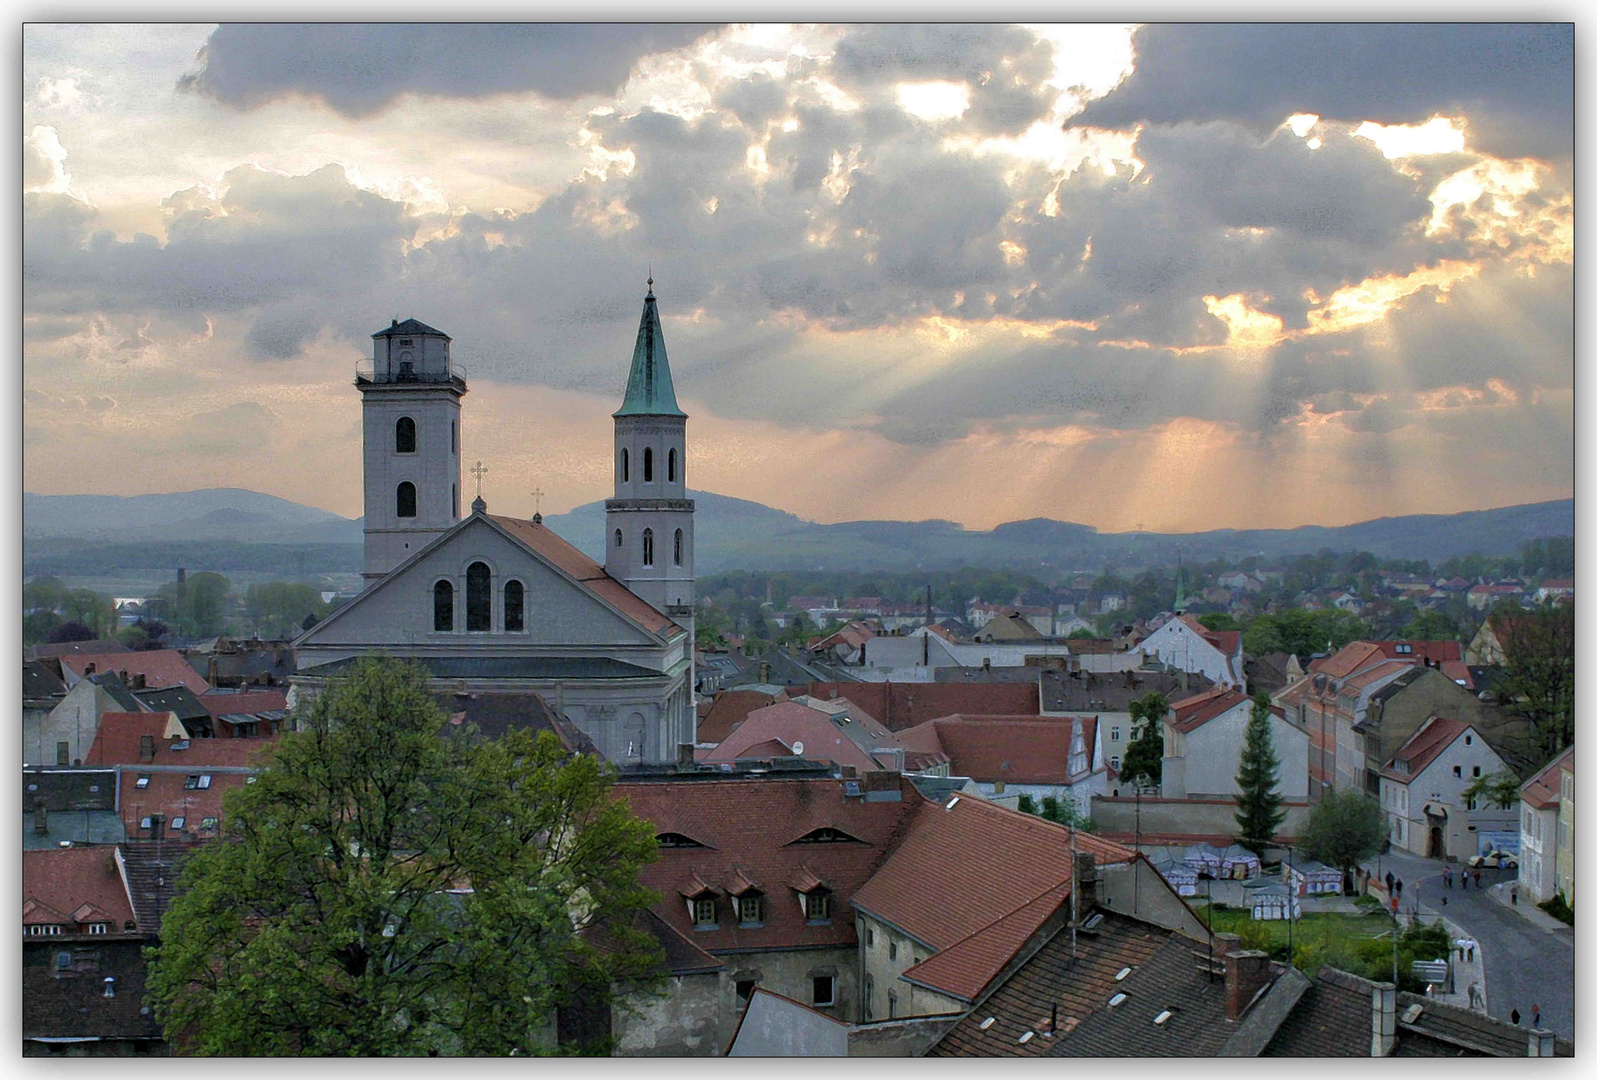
[1468,850,1519,869]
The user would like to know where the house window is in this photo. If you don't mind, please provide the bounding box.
[140,817,152,829]
[57,741,70,765]
[185,775,200,790]
[1465,735,1473,746]
[396,481,417,518]
[1472,766,1481,778]
[643,447,654,482]
[466,562,491,632]
[453,484,458,518]
[55,951,71,970]
[395,417,416,453]
[1112,756,1121,770]
[674,528,684,566]
[865,926,875,948]
[888,990,898,1019]
[1396,644,1411,654]
[1453,766,1462,778]
[864,975,874,1019]
[813,976,835,1007]
[1111,726,1120,742]
[27,925,63,936]
[642,529,654,567]
[135,775,150,789]
[621,448,629,483]
[668,448,677,483]
[451,421,457,454]
[504,581,524,633]
[804,890,832,921]
[692,897,717,927]
[889,940,897,961]
[171,816,185,830]
[738,895,764,925]
[434,580,454,632]
[201,817,218,831]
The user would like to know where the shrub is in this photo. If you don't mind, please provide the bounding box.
[1539,893,1574,925]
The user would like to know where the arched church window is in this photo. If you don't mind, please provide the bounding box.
[642,529,655,567]
[668,448,677,483]
[397,482,417,518]
[453,484,458,518]
[621,448,629,483]
[504,580,524,633]
[433,580,454,632]
[395,417,416,454]
[615,528,623,548]
[466,562,491,631]
[643,447,653,483]
[674,528,683,566]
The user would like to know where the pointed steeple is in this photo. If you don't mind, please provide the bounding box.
[614,281,687,418]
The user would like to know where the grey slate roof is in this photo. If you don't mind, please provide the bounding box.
[23,660,67,700]
[1040,668,1217,714]
[372,317,450,339]
[89,671,143,713]
[24,811,127,849]
[298,655,661,681]
[22,768,118,812]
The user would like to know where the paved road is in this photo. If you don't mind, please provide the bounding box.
[1366,848,1575,1041]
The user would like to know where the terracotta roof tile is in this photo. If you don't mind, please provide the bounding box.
[198,689,288,717]
[904,883,1068,1001]
[1381,716,1472,782]
[703,700,902,772]
[60,650,211,694]
[22,847,138,932]
[490,515,682,637]
[793,681,1039,732]
[894,715,1098,784]
[1519,746,1573,809]
[698,689,781,743]
[85,712,278,769]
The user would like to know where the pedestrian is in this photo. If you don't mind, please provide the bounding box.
[1511,1009,1521,1026]
[1468,982,1483,1010]
[1466,940,1475,962]
[1443,866,1451,888]
[1441,896,1447,906]
[1533,1004,1540,1029]
[1461,871,1468,890]
[1474,870,1482,888]
[1386,870,1395,893]
[1395,877,1403,897]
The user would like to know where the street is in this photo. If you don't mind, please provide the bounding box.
[1367,848,1575,1041]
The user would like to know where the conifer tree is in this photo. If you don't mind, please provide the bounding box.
[1234,691,1285,853]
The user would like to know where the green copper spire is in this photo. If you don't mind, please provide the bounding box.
[613,280,686,418]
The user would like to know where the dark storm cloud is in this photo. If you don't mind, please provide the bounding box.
[180,24,717,117]
[1073,24,1573,161]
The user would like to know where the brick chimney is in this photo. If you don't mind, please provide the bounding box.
[139,735,155,763]
[677,742,695,769]
[1369,982,1396,1056]
[1073,851,1097,914]
[1224,949,1272,1021]
[149,813,165,841]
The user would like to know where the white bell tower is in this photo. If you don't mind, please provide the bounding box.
[358,318,466,585]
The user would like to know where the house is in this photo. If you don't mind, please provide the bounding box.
[972,611,1044,643]
[701,699,914,774]
[610,769,920,1055]
[23,845,141,937]
[696,686,785,745]
[1555,751,1574,905]
[1159,688,1309,801]
[1356,666,1521,795]
[894,714,1110,813]
[1244,652,1302,698]
[790,681,1040,733]
[1517,746,1573,903]
[1465,583,1524,611]
[25,670,144,769]
[1378,717,1515,860]
[1533,578,1574,604]
[808,621,876,664]
[58,650,213,696]
[23,767,126,849]
[1136,615,1244,688]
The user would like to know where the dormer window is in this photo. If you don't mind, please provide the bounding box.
[655,832,705,848]
[803,889,832,922]
[792,827,862,844]
[691,896,717,928]
[738,894,764,926]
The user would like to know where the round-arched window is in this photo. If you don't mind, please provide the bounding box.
[643,447,654,482]
[621,448,629,483]
[614,528,624,548]
[674,528,684,566]
[433,580,453,632]
[395,417,416,453]
[504,580,524,633]
[396,482,417,518]
[668,448,676,483]
[466,562,491,631]
[642,528,654,567]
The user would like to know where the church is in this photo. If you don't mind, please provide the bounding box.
[291,285,697,764]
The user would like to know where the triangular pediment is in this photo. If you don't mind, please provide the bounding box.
[296,514,668,650]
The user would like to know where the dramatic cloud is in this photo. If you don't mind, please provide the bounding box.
[1073,24,1573,162]
[180,23,718,116]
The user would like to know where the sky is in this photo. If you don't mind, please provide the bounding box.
[21,21,1575,533]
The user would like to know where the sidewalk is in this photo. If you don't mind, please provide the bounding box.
[1483,881,1570,932]
[1426,914,1486,1013]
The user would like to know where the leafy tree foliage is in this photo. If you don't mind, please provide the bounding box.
[146,658,662,1056]
[1234,693,1285,852]
[1494,607,1574,760]
[151,571,234,637]
[1027,795,1099,832]
[1299,790,1387,891]
[22,576,118,642]
[1461,769,1523,811]
[243,582,329,638]
[47,620,96,643]
[1198,612,1239,632]
[1120,692,1168,790]
[1242,608,1369,659]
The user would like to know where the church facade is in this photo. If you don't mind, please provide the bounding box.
[292,290,697,764]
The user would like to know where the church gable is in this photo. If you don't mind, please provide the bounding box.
[299,516,661,650]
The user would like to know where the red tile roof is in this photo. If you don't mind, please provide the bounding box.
[697,688,782,744]
[1168,689,1253,733]
[1372,640,1462,664]
[85,712,278,769]
[1307,642,1385,680]
[1380,716,1472,782]
[60,650,210,694]
[23,847,138,932]
[851,795,1135,997]
[792,681,1039,732]
[902,882,1068,1002]
[490,515,681,637]
[703,701,901,772]
[895,715,1097,784]
[198,689,288,717]
[1519,746,1574,810]
[118,771,245,839]
[620,776,918,954]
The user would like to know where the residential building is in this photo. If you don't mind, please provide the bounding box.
[1378,717,1514,859]
[792,681,1040,733]
[1555,749,1574,904]
[702,698,914,773]
[57,650,213,696]
[25,670,143,769]
[1517,746,1573,902]
[695,685,785,745]
[1136,615,1243,689]
[1160,688,1309,801]
[894,713,1110,812]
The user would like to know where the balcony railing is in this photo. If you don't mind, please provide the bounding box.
[355,364,468,389]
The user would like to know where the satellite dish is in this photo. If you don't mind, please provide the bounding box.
[792,741,804,756]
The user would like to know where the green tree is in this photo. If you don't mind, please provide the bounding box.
[1120,692,1168,791]
[1299,790,1387,893]
[1198,612,1239,632]
[244,582,329,638]
[1495,607,1574,760]
[1461,769,1523,811]
[146,657,662,1056]
[1234,692,1285,852]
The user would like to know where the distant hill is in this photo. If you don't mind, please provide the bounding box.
[22,487,1573,578]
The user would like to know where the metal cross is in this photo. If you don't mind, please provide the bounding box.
[469,460,488,498]
[530,487,544,515]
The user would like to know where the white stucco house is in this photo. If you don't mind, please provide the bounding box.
[1136,614,1244,688]
[1517,746,1574,902]
[293,290,698,764]
[1378,716,1515,860]
[1160,687,1309,801]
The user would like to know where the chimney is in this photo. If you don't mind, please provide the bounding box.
[1369,982,1396,1056]
[1224,950,1273,1021]
[139,735,155,763]
[1180,669,1189,691]
[841,765,857,780]
[1529,1029,1556,1057]
[677,742,696,769]
[133,673,146,690]
[759,661,770,684]
[1073,852,1098,914]
[33,800,49,836]
[85,662,96,676]
[149,813,165,841]
[983,657,991,671]
[994,780,1006,794]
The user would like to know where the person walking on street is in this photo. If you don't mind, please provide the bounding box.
[1461,871,1468,890]
[1443,866,1451,888]
[1385,870,1395,894]
[1473,869,1482,888]
[1533,1004,1541,1029]
[1395,877,1403,898]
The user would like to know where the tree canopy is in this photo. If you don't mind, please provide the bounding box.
[1494,608,1574,761]
[1120,692,1168,791]
[1299,790,1386,890]
[146,657,662,1056]
[1234,692,1285,852]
